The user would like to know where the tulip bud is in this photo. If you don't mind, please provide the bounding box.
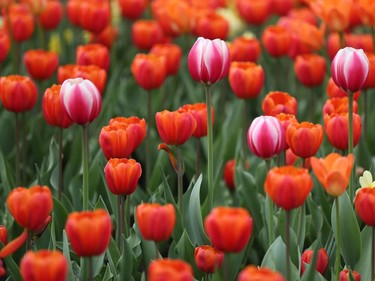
[331,47,369,93]
[237,265,285,281]
[150,43,182,76]
[194,245,224,273]
[354,186,375,226]
[39,0,63,30]
[24,49,59,80]
[119,0,148,20]
[178,103,214,138]
[262,91,297,116]
[294,54,326,87]
[300,248,328,275]
[339,269,361,281]
[148,259,194,281]
[76,43,110,71]
[0,226,7,245]
[223,159,235,191]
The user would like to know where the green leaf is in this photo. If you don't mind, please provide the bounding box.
[63,230,75,281]
[101,266,113,281]
[106,237,120,278]
[52,197,69,241]
[331,193,361,268]
[119,234,135,281]
[4,255,22,281]
[92,252,105,278]
[354,226,372,280]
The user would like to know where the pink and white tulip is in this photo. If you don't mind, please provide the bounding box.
[247,116,286,159]
[60,78,102,125]
[331,47,369,93]
[188,37,230,85]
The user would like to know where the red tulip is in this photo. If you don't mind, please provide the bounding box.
[194,245,224,273]
[24,49,59,80]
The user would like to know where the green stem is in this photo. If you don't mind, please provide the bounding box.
[82,125,89,210]
[124,195,130,237]
[364,90,368,134]
[242,99,249,163]
[205,85,214,211]
[204,272,208,281]
[146,91,152,190]
[335,197,341,281]
[372,227,374,281]
[155,242,159,259]
[195,138,200,180]
[285,210,291,281]
[87,257,93,281]
[297,204,305,250]
[176,147,184,213]
[348,92,354,201]
[117,196,123,251]
[21,113,26,183]
[58,127,63,200]
[36,16,46,49]
[265,158,274,245]
[15,113,20,185]
[25,233,31,252]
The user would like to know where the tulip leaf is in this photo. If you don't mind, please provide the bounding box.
[119,234,135,281]
[306,195,323,239]
[4,254,22,281]
[331,192,361,268]
[92,252,105,277]
[354,226,372,281]
[0,150,12,196]
[63,230,75,281]
[101,266,113,281]
[52,197,69,241]
[106,237,120,277]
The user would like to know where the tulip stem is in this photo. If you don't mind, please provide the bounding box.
[204,272,208,281]
[348,92,354,201]
[335,197,341,281]
[125,195,130,238]
[242,99,249,163]
[176,147,184,213]
[195,138,201,180]
[285,210,291,281]
[117,196,123,251]
[87,257,93,281]
[15,113,20,185]
[146,91,152,191]
[155,242,159,259]
[58,127,63,200]
[205,85,214,211]
[265,159,274,246]
[364,90,368,134]
[372,227,375,281]
[82,125,89,210]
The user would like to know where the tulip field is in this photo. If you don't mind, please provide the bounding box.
[2,0,375,280]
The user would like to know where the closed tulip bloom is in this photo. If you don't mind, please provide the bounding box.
[265,166,313,210]
[363,52,375,89]
[131,20,168,51]
[42,84,73,129]
[261,25,291,58]
[272,0,294,16]
[0,30,10,63]
[327,33,373,60]
[136,203,176,242]
[275,113,298,133]
[359,0,375,28]
[262,91,298,116]
[323,97,358,115]
[204,207,253,252]
[119,0,148,20]
[311,153,354,197]
[294,54,326,87]
[24,49,59,80]
[339,269,361,281]
[150,43,182,76]
[247,116,286,159]
[0,226,7,245]
[60,78,102,125]
[324,113,361,150]
[7,186,53,232]
[76,43,110,71]
[7,4,34,42]
[131,53,167,90]
[20,250,68,281]
[354,171,375,226]
[300,248,328,275]
[66,0,81,26]
[188,37,230,85]
[0,75,38,113]
[237,265,285,281]
[287,8,318,26]
[223,159,236,191]
[331,47,369,93]
[327,77,361,100]
[229,62,265,99]
[178,103,214,138]
[155,110,197,145]
[79,0,110,34]
[194,245,224,273]
[90,25,118,49]
[192,10,229,40]
[148,259,194,281]
[235,0,272,25]
[104,158,142,195]
[99,116,146,160]
[286,122,323,159]
[65,209,112,257]
[39,0,63,30]
[229,35,261,63]
[73,65,107,93]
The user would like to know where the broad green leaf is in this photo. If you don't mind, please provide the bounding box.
[4,255,22,281]
[119,234,135,281]
[101,266,113,281]
[63,230,75,281]
[52,197,69,241]
[354,226,372,281]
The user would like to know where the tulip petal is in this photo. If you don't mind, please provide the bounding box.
[0,229,27,258]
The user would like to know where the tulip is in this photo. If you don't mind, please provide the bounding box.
[300,248,328,275]
[131,20,168,51]
[7,4,34,42]
[90,25,119,49]
[204,207,253,252]
[65,209,112,257]
[323,97,358,115]
[324,113,361,151]
[262,91,297,116]
[294,54,326,87]
[359,0,375,28]
[99,116,147,160]
[261,25,291,58]
[229,35,261,63]
[0,260,4,277]
[136,203,176,242]
[229,62,265,99]
[275,113,298,132]
[363,52,375,89]
[0,30,10,64]
[148,259,194,281]
[247,116,286,160]
[119,0,148,20]
[39,0,63,30]
[76,43,110,71]
[192,10,229,40]
[223,159,235,191]
[150,43,182,76]
[235,0,272,25]
[354,171,375,226]
[0,226,7,245]
[237,265,285,281]
[20,250,68,281]
[327,77,360,100]
[272,0,294,16]
[79,0,110,34]
[286,122,323,159]
[327,33,373,60]
[311,0,351,32]
[73,65,107,94]
[23,49,59,80]
[66,0,81,26]
[339,269,361,281]
[287,8,318,26]
[194,245,224,273]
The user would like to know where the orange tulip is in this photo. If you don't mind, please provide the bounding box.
[7,186,52,232]
[194,245,224,273]
[229,62,265,99]
[104,158,142,195]
[76,43,110,71]
[178,103,214,138]
[275,113,298,132]
[148,259,194,281]
[261,25,291,58]
[155,110,197,145]
[65,209,112,257]
[237,265,285,281]
[118,0,148,20]
[235,0,272,25]
[20,250,68,281]
[90,25,119,49]
[359,0,375,28]
[24,49,59,80]
[7,4,34,42]
[42,84,73,129]
[311,153,354,197]
[229,35,261,63]
[264,166,313,210]
[324,112,361,151]
[131,20,168,51]
[192,10,229,40]
[262,91,298,116]
[327,33,373,60]
[286,122,323,159]
[39,0,63,30]
[136,203,176,242]
[0,75,38,113]
[204,207,253,252]
[322,97,358,115]
[326,77,360,100]
[150,43,182,76]
[294,54,326,87]
[99,116,147,160]
[363,52,375,89]
[131,53,167,90]
[287,7,318,26]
